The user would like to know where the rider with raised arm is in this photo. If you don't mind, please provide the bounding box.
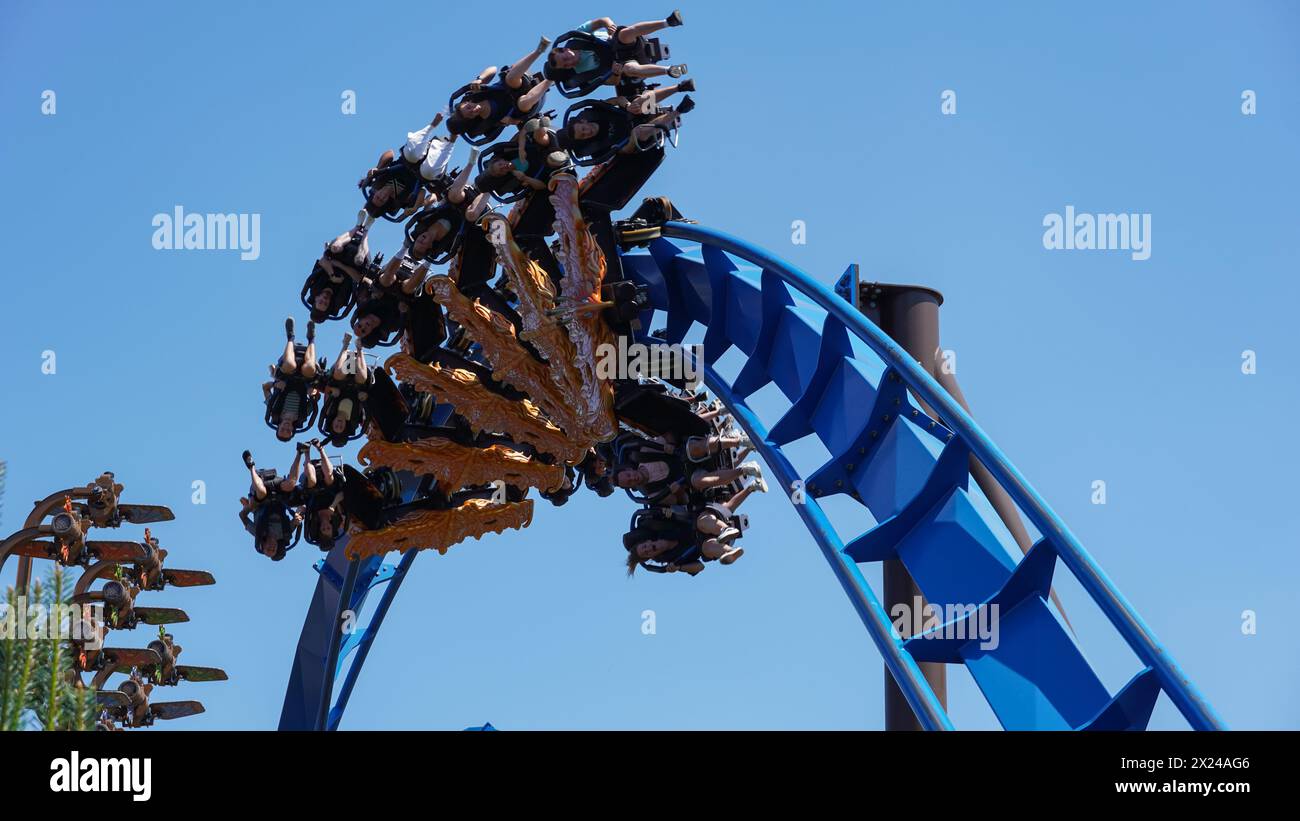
[263,318,322,442]
[299,440,346,550]
[302,225,375,323]
[547,12,687,92]
[623,475,766,576]
[359,112,457,225]
[239,446,308,560]
[447,38,555,140]
[320,333,372,445]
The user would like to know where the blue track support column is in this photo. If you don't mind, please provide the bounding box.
[316,557,362,730]
[327,548,419,730]
[279,472,423,730]
[278,537,382,730]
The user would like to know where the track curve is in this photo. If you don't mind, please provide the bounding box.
[279,221,1223,731]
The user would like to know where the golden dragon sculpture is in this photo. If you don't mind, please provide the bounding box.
[357,435,565,495]
[385,352,587,464]
[424,274,578,436]
[548,173,619,444]
[346,497,535,561]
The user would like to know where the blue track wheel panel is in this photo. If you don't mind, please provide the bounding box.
[622,222,1223,731]
[767,315,859,448]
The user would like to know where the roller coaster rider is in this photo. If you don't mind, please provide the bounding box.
[350,250,442,350]
[446,38,555,144]
[622,509,706,576]
[349,279,405,349]
[545,12,687,98]
[560,87,693,283]
[359,112,456,225]
[537,90,691,171]
[302,225,373,323]
[474,124,563,202]
[623,476,765,575]
[298,440,347,551]
[578,445,616,497]
[239,447,308,560]
[611,432,760,505]
[319,333,372,446]
[264,318,323,442]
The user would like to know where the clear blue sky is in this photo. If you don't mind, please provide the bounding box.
[1,1,1296,730]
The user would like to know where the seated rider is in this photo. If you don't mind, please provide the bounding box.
[545,12,686,96]
[319,333,372,446]
[358,112,456,224]
[474,125,563,201]
[239,447,308,560]
[610,431,762,504]
[578,445,616,497]
[351,240,449,349]
[624,477,766,576]
[298,440,347,551]
[303,225,373,322]
[389,160,489,271]
[541,83,693,167]
[447,38,555,142]
[263,318,323,442]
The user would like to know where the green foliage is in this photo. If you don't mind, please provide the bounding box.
[0,567,97,731]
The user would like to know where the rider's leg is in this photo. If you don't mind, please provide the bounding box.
[505,36,552,88]
[688,466,745,492]
[616,14,679,44]
[512,79,552,117]
[300,321,318,379]
[244,451,268,500]
[278,318,298,375]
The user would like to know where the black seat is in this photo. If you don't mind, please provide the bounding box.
[362,367,410,442]
[475,139,550,204]
[447,83,516,146]
[301,261,358,322]
[361,159,425,222]
[612,378,711,438]
[580,145,666,213]
[318,373,372,446]
[561,100,635,167]
[403,204,466,264]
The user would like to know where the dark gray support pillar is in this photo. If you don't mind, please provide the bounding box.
[853,272,1062,727]
[855,278,948,731]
